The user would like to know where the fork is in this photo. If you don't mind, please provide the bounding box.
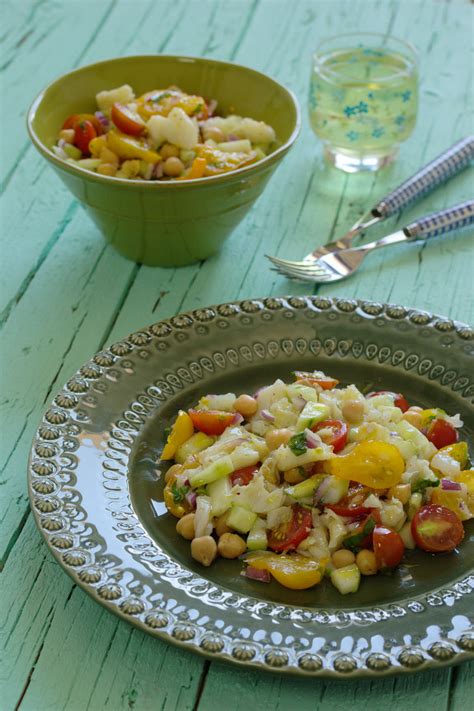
[268,201,474,283]
[267,136,474,271]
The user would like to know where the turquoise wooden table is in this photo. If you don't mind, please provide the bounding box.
[1,0,473,708]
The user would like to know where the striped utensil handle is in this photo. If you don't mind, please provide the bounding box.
[404,200,474,240]
[373,136,474,218]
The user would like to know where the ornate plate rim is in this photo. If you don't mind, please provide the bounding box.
[27,296,474,678]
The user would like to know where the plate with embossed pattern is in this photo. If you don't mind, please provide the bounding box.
[28,297,474,677]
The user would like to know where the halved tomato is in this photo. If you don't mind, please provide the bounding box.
[231,465,259,486]
[367,390,409,412]
[313,419,348,453]
[294,371,339,390]
[73,120,97,154]
[268,504,312,552]
[111,103,146,135]
[373,526,404,568]
[188,409,235,436]
[325,504,373,520]
[425,418,459,449]
[412,504,464,552]
[62,113,104,135]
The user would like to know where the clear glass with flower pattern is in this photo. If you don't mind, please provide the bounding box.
[309,33,418,172]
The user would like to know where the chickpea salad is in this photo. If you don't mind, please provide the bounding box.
[160,371,472,594]
[53,84,276,180]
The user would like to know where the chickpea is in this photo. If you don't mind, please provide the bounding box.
[356,549,378,576]
[204,126,225,143]
[59,128,75,143]
[403,407,423,429]
[160,143,180,159]
[388,483,411,504]
[165,463,184,484]
[176,513,195,540]
[217,533,246,559]
[214,513,232,537]
[265,428,292,451]
[332,549,356,569]
[163,156,184,177]
[234,394,258,418]
[284,467,306,484]
[341,399,365,424]
[97,163,117,177]
[191,536,217,567]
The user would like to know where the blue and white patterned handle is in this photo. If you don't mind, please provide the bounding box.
[373,137,474,218]
[404,200,474,240]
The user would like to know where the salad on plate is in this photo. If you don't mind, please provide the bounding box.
[160,371,472,594]
[53,84,276,180]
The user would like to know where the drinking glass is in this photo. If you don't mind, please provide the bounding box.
[309,33,418,172]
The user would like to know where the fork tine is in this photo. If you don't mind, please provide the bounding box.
[270,264,335,282]
[266,254,324,270]
[268,256,333,279]
[266,255,329,275]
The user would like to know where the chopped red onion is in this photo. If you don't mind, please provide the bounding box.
[228,133,239,141]
[232,412,244,425]
[95,110,110,129]
[185,491,197,509]
[253,386,264,398]
[243,566,271,583]
[314,476,330,502]
[441,479,462,491]
[153,162,164,179]
[207,99,217,117]
[305,429,321,449]
[261,409,275,422]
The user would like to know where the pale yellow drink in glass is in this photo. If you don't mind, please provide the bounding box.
[309,34,418,172]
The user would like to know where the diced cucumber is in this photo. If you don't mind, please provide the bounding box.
[208,477,232,517]
[63,143,82,160]
[188,456,233,488]
[77,158,102,171]
[394,420,436,460]
[296,402,330,430]
[175,432,215,464]
[287,383,318,403]
[319,476,349,504]
[227,505,257,534]
[218,139,252,153]
[330,564,361,594]
[399,521,416,549]
[246,518,268,550]
[285,475,324,500]
[407,492,423,520]
[230,445,260,470]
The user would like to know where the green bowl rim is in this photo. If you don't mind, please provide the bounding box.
[26,54,301,190]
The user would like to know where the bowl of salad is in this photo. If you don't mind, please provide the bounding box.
[27,55,300,267]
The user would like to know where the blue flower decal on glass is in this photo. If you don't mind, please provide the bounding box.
[346,130,359,142]
[343,101,369,118]
[394,115,406,126]
[367,92,374,100]
[401,90,412,102]
[372,127,385,138]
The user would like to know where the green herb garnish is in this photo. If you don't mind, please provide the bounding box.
[193,102,204,115]
[164,426,172,439]
[171,483,190,503]
[343,516,376,552]
[151,91,172,103]
[288,432,307,456]
[412,478,440,494]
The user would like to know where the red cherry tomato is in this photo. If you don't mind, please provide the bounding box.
[325,504,374,520]
[230,465,259,486]
[294,372,339,390]
[73,120,97,154]
[425,418,459,449]
[411,504,464,552]
[188,409,235,436]
[111,103,146,136]
[312,419,348,453]
[367,391,409,412]
[62,113,104,135]
[373,526,405,568]
[268,504,312,552]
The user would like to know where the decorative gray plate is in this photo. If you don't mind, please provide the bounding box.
[28,297,474,677]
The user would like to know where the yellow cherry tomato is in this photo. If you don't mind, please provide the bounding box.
[328,441,404,489]
[438,442,469,468]
[430,487,472,521]
[107,130,161,164]
[163,479,186,518]
[420,408,445,427]
[245,553,327,590]
[161,410,194,460]
[456,469,474,495]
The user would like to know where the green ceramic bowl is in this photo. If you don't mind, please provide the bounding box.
[27,55,300,267]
